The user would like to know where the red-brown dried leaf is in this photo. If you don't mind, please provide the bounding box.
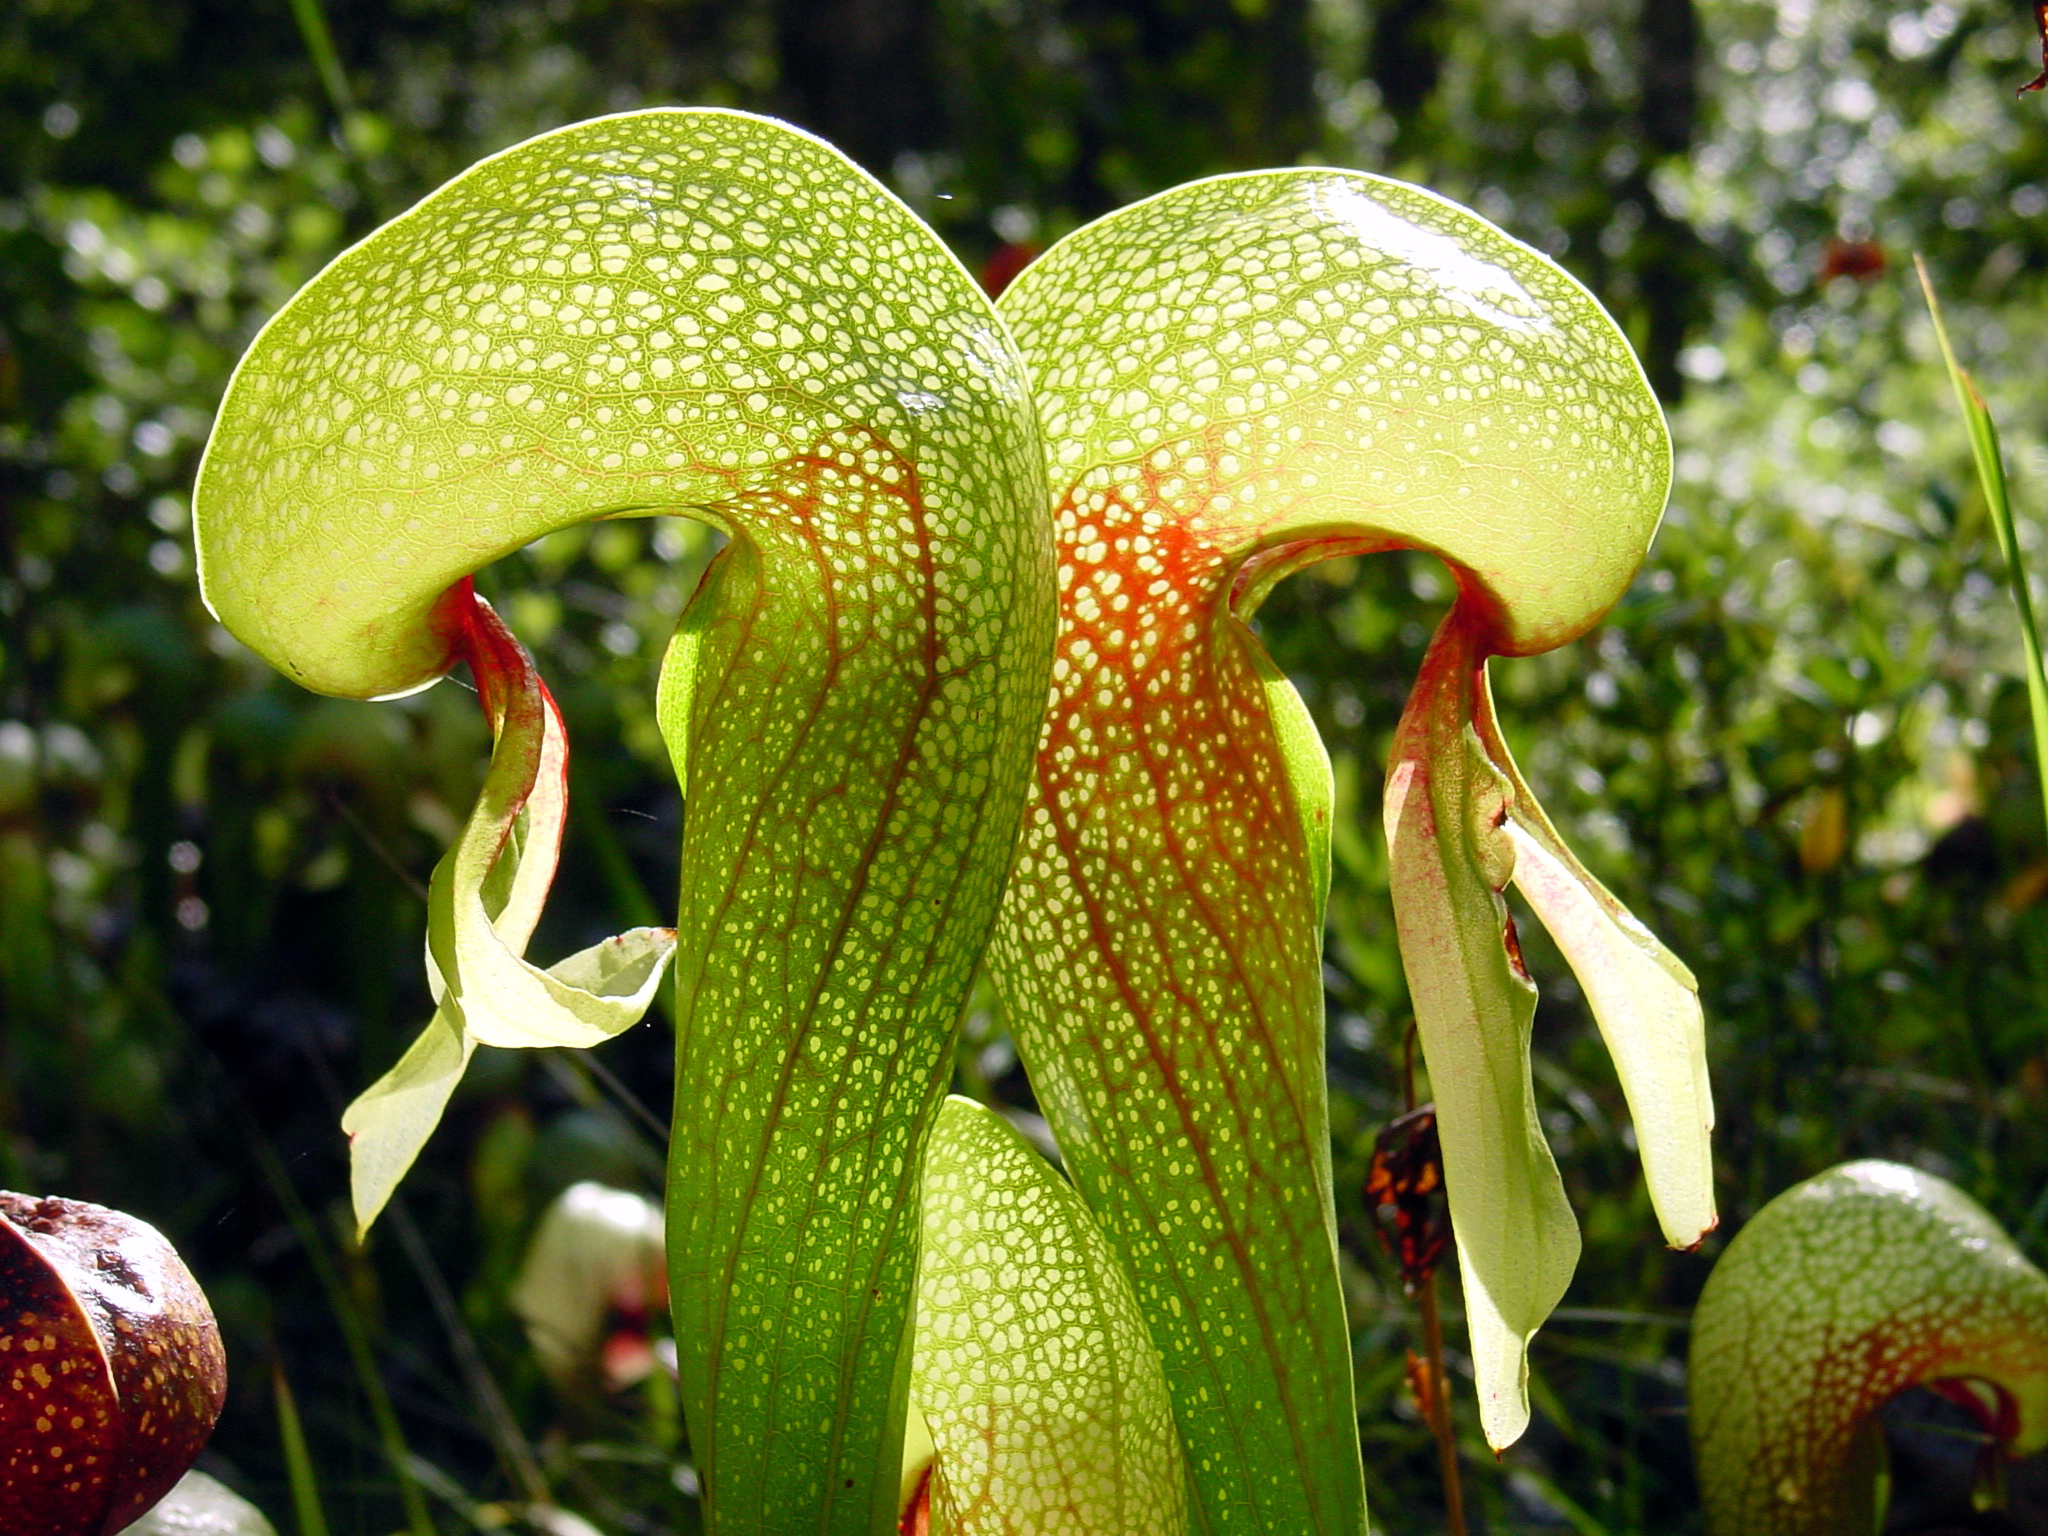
[1403,1349,1439,1427]
[1366,1105,1453,1293]
[2022,3,2048,93]
[0,1194,225,1535]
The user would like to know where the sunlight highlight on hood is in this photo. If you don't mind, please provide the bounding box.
[1313,179,1551,335]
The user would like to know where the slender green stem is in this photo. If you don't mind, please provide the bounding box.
[322,788,428,902]
[562,1044,669,1144]
[246,1130,436,1536]
[284,0,354,121]
[1917,255,2048,842]
[273,1358,332,1536]
[384,1196,552,1506]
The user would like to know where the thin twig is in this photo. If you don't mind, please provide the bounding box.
[579,1047,669,1142]
[1398,1019,1466,1535]
[1417,1273,1468,1536]
[323,788,429,901]
[544,1049,670,1151]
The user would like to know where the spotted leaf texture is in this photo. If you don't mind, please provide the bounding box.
[0,1194,226,1536]
[910,1097,1185,1536]
[989,166,1704,1513]
[1690,1160,2048,1536]
[198,110,1053,1535]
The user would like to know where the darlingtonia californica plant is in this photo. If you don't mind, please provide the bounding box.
[511,1182,666,1391]
[985,166,1713,1522]
[1690,1160,2048,1536]
[194,107,1709,1534]
[197,109,1054,1535]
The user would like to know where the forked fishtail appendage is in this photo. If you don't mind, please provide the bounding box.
[342,582,674,1233]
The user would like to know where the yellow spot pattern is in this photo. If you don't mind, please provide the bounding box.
[198,109,1046,701]
[1690,1160,2048,1536]
[913,1098,1184,1536]
[990,169,1671,1531]
[196,111,1054,1536]
[0,1194,225,1533]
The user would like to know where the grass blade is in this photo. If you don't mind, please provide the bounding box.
[247,1129,436,1536]
[273,1359,332,1536]
[1917,255,2048,841]
[284,0,355,120]
[383,1195,552,1506]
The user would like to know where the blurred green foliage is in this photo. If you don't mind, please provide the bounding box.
[4,0,2048,1531]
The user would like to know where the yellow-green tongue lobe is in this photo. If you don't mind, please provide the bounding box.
[910,1097,1186,1535]
[338,585,675,1235]
[989,164,1706,1515]
[194,109,1054,1535]
[1691,1160,2048,1536]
